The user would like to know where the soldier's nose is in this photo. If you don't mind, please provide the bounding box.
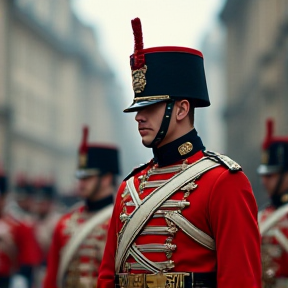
[135,111,145,123]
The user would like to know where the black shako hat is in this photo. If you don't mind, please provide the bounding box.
[75,126,120,179]
[257,119,288,175]
[0,170,8,196]
[124,18,210,113]
[15,174,34,198]
[33,179,57,201]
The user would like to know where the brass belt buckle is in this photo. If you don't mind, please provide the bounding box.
[165,273,189,288]
[117,272,190,288]
[146,273,167,288]
[128,274,145,288]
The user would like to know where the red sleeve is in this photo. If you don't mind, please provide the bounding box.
[43,218,63,288]
[97,182,126,288]
[209,170,261,288]
[17,222,42,266]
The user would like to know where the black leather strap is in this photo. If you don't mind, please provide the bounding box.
[147,101,175,148]
[186,272,216,288]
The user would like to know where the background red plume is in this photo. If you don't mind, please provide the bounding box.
[15,172,28,186]
[262,118,274,149]
[79,125,89,154]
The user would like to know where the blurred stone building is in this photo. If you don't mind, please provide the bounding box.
[0,0,138,193]
[196,21,227,154]
[220,0,288,206]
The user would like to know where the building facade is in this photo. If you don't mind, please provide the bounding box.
[0,0,135,193]
[196,21,227,154]
[220,0,288,206]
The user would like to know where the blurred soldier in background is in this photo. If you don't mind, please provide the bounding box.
[98,18,261,288]
[32,179,62,288]
[6,174,36,225]
[0,169,41,288]
[258,119,288,288]
[43,126,120,288]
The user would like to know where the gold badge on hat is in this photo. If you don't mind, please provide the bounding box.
[132,65,147,94]
[261,150,268,164]
[178,142,193,156]
[79,153,87,168]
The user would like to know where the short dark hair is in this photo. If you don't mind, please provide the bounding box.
[188,103,195,125]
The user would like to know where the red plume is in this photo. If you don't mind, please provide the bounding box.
[132,18,143,52]
[131,17,145,69]
[79,126,89,154]
[262,118,274,149]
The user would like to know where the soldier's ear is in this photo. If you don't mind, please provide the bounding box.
[175,100,190,121]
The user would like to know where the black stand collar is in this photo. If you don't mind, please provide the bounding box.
[271,189,288,208]
[152,128,205,167]
[85,194,113,212]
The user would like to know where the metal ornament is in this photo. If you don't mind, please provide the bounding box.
[281,194,288,203]
[262,151,269,164]
[132,65,147,93]
[181,181,198,198]
[79,153,87,167]
[178,142,193,156]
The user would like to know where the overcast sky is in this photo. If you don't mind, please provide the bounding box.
[72,0,226,103]
[71,1,227,168]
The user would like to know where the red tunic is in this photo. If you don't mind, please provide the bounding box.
[0,213,41,277]
[259,205,288,285]
[98,151,261,288]
[43,205,111,288]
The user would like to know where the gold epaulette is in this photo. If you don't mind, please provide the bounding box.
[203,150,242,173]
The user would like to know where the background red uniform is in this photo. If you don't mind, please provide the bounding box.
[0,213,41,278]
[259,207,288,280]
[44,205,110,288]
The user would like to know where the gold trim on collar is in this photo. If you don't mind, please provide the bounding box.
[281,194,288,203]
[178,142,193,156]
[133,95,171,102]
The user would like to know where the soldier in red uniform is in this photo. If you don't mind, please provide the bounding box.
[0,170,41,288]
[6,174,36,226]
[257,119,288,288]
[43,126,120,288]
[97,18,261,288]
[32,179,62,287]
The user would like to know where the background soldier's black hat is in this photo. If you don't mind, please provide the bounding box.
[0,169,8,196]
[33,178,57,201]
[257,119,288,175]
[75,126,120,179]
[124,18,210,113]
[14,174,35,199]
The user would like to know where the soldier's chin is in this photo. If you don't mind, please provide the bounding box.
[78,190,90,199]
[142,138,153,148]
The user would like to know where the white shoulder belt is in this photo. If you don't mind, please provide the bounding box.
[259,202,288,235]
[57,204,113,287]
[115,157,220,272]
